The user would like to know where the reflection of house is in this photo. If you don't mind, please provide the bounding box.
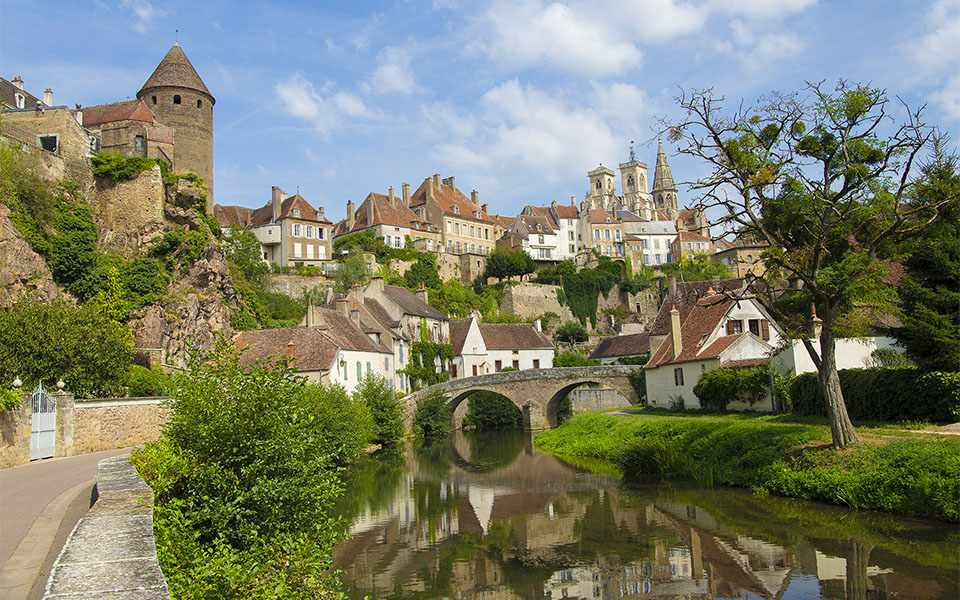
[644,286,783,409]
[449,314,554,378]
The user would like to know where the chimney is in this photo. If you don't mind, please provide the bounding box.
[43,88,52,106]
[74,104,83,126]
[370,276,385,293]
[286,340,295,359]
[471,190,479,206]
[810,303,823,338]
[350,303,361,326]
[432,173,441,187]
[11,76,23,90]
[571,196,576,206]
[402,182,410,205]
[366,197,374,225]
[481,202,488,214]
[534,319,542,332]
[415,282,429,304]
[305,298,314,327]
[346,200,355,230]
[336,297,349,315]
[426,177,435,203]
[668,275,677,298]
[348,281,364,307]
[272,186,282,223]
[670,304,682,358]
[388,186,395,207]
[442,176,455,190]
[551,199,557,209]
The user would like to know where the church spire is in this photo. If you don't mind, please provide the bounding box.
[652,138,676,192]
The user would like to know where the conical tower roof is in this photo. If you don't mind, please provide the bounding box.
[137,43,214,103]
[652,139,676,192]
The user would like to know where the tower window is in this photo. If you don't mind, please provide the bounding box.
[197,99,202,108]
[173,95,181,105]
[151,95,157,105]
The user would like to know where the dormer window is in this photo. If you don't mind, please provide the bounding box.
[14,93,25,109]
[293,209,300,218]
[453,206,459,214]
[605,218,611,223]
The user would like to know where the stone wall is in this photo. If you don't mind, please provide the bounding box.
[89,165,166,257]
[263,273,332,298]
[500,282,574,322]
[568,387,630,414]
[0,203,62,309]
[43,455,169,599]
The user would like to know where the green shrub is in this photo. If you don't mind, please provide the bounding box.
[127,365,172,397]
[555,320,588,344]
[867,347,910,368]
[790,368,960,422]
[414,389,451,440]
[465,391,522,430]
[553,350,598,367]
[354,374,405,445]
[0,387,22,411]
[693,366,770,411]
[628,369,646,402]
[91,152,158,183]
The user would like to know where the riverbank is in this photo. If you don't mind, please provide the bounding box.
[533,412,960,522]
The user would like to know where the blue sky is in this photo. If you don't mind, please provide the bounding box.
[2,0,957,223]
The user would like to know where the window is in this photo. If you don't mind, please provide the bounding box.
[173,95,181,104]
[15,93,25,108]
[453,205,459,214]
[456,241,461,252]
[533,359,540,369]
[594,230,600,239]
[749,319,760,336]
[197,99,202,108]
[512,360,519,369]
[473,365,478,376]
[569,244,575,253]
[686,242,692,249]
[538,235,544,244]
[398,345,403,362]
[318,228,324,239]
[726,319,743,334]
[615,230,622,241]
[357,362,362,380]
[318,245,326,259]
[654,238,660,249]
[674,367,684,386]
[294,243,302,258]
[471,243,476,252]
[38,135,58,152]
[366,363,372,376]
[447,221,452,233]
[484,228,489,240]
[455,223,460,235]
[293,209,300,218]
[150,95,157,105]
[293,223,301,236]
[305,226,313,239]
[134,135,146,156]
[451,364,458,378]
[432,324,439,342]
[568,231,574,240]
[470,225,475,237]
[604,230,611,239]
[495,359,502,372]
[306,244,314,259]
[642,239,649,249]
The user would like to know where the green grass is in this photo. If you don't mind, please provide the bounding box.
[534,412,960,522]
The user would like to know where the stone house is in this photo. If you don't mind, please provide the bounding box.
[589,332,650,364]
[643,286,783,410]
[671,231,715,261]
[498,213,560,261]
[1,76,46,110]
[1,102,96,186]
[408,174,497,256]
[449,313,554,378]
[333,187,441,251]
[713,239,770,277]
[521,200,582,260]
[621,216,677,267]
[582,209,626,258]
[81,100,174,165]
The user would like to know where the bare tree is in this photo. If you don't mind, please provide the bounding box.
[665,81,948,448]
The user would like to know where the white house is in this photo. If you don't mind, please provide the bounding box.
[644,290,784,410]
[450,314,554,378]
[773,337,900,376]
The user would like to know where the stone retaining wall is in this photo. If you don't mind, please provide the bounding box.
[43,455,169,599]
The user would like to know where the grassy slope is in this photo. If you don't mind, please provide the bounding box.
[533,412,960,521]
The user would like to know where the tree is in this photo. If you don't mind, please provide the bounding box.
[223,227,268,285]
[334,253,371,293]
[483,248,535,281]
[353,374,405,446]
[667,81,948,448]
[555,320,589,344]
[89,265,129,324]
[890,155,960,371]
[403,254,441,290]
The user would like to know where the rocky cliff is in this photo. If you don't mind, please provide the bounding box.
[0,203,62,308]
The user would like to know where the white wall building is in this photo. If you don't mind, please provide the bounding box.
[450,315,554,378]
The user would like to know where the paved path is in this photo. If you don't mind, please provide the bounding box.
[0,448,131,599]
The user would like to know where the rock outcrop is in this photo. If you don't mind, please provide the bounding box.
[89,165,166,257]
[129,244,238,367]
[0,203,62,308]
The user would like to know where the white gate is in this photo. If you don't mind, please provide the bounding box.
[30,382,56,460]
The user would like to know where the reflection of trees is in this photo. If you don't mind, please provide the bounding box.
[460,429,525,472]
[846,540,874,600]
[413,438,454,478]
[572,492,656,563]
[333,448,406,525]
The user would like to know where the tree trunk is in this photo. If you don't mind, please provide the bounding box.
[815,305,861,449]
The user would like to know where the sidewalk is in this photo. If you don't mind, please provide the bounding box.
[0,448,131,600]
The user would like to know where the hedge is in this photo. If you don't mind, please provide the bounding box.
[790,368,960,422]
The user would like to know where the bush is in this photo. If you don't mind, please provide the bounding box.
[414,389,451,441]
[127,365,172,397]
[553,351,598,367]
[465,391,522,430]
[790,367,960,422]
[628,369,646,403]
[91,152,158,183]
[693,366,770,411]
[555,320,588,344]
[354,374,405,446]
[867,347,910,369]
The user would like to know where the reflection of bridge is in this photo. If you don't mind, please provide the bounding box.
[403,366,641,429]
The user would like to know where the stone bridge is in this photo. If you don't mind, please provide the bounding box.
[403,366,642,430]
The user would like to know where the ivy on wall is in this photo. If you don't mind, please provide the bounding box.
[400,319,454,391]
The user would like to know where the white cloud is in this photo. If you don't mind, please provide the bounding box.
[901,0,960,119]
[479,0,643,76]
[118,0,170,34]
[367,47,417,94]
[614,0,710,43]
[717,20,804,72]
[930,73,960,121]
[712,0,816,20]
[274,73,376,139]
[421,102,478,137]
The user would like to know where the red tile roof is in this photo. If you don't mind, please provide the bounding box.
[478,323,552,350]
[676,231,712,242]
[522,205,559,229]
[516,214,556,234]
[449,318,474,354]
[588,209,619,223]
[589,333,650,360]
[214,204,254,228]
[343,192,437,234]
[552,204,579,219]
[82,100,156,127]
[645,296,739,369]
[248,193,331,227]
[234,327,338,373]
[310,307,390,353]
[649,278,745,337]
[722,357,770,368]
[409,177,496,224]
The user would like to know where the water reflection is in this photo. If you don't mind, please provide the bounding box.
[333,430,958,599]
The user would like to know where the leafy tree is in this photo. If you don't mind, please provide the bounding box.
[403,254,442,290]
[890,155,960,372]
[223,227,268,285]
[656,253,733,281]
[89,265,129,323]
[553,351,599,367]
[0,300,132,398]
[464,391,522,430]
[555,321,589,344]
[354,374,405,446]
[483,248,535,281]
[333,253,371,293]
[668,81,948,447]
[413,388,452,441]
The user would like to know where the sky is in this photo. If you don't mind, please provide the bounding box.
[1,0,957,224]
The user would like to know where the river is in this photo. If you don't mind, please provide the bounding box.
[332,429,958,599]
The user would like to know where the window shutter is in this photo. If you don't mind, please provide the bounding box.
[726,321,735,335]
[761,320,770,340]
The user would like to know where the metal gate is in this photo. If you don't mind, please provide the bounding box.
[30,382,56,460]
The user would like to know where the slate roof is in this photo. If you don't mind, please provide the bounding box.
[0,77,43,109]
[138,43,214,102]
[382,285,448,320]
[649,278,746,337]
[652,139,676,191]
[82,99,156,127]
[409,177,496,224]
[589,333,650,360]
[478,323,552,350]
[632,220,677,235]
[364,298,400,330]
[234,327,338,373]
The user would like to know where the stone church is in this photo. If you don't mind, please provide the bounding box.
[81,44,215,211]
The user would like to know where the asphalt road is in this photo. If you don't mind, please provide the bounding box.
[0,448,130,599]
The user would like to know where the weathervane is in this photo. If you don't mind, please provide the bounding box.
[629,140,635,162]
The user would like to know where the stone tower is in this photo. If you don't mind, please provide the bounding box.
[586,165,616,209]
[137,43,215,212]
[651,139,678,219]
[619,143,651,218]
